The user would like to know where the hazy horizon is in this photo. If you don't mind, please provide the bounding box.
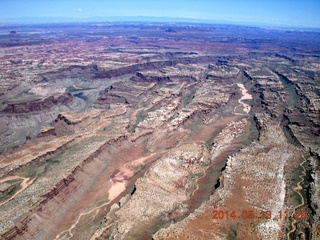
[0,0,320,29]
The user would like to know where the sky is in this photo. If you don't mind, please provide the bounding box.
[0,0,320,28]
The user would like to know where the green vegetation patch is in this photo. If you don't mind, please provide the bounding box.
[0,179,23,203]
[101,125,113,131]
[183,115,201,131]
[67,86,94,92]
[24,157,60,179]
[16,88,31,97]
[21,137,101,180]
[226,224,238,240]
[130,105,161,133]
[277,73,299,107]
[130,110,148,133]
[182,88,197,107]
[237,117,259,147]
[74,92,88,101]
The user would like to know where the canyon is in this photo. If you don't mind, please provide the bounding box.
[0,23,319,240]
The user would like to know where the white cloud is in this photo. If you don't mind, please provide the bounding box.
[78,8,82,12]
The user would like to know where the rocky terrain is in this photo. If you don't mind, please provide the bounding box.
[0,23,319,240]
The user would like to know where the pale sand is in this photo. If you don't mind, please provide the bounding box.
[113,152,160,182]
[236,83,252,114]
[107,181,126,202]
[55,181,126,240]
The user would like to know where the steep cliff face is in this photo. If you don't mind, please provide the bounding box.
[37,56,219,83]
[1,92,73,114]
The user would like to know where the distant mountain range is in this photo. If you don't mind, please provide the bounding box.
[0,16,319,31]
[2,16,215,24]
